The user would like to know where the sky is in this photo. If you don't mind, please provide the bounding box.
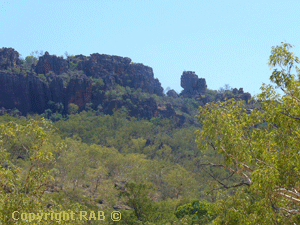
[1,0,300,97]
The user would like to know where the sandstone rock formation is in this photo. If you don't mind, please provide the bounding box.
[180,71,207,98]
[66,74,93,112]
[0,71,93,115]
[35,51,69,75]
[231,88,251,103]
[68,54,164,96]
[0,48,165,116]
[0,47,21,70]
[0,71,51,114]
[166,89,179,98]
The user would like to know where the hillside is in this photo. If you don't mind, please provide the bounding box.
[0,47,263,224]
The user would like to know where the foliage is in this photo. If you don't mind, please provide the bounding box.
[120,182,156,222]
[175,199,215,224]
[58,72,71,88]
[69,61,78,71]
[68,103,79,115]
[25,56,37,65]
[195,42,300,224]
[0,118,69,224]
[38,73,47,83]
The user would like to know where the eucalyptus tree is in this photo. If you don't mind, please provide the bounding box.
[196,42,300,224]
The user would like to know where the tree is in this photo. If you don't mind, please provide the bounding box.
[224,84,231,91]
[0,118,55,223]
[68,103,79,114]
[195,42,300,224]
[175,199,215,224]
[25,56,37,65]
[120,182,157,223]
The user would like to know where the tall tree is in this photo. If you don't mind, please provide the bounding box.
[195,42,300,224]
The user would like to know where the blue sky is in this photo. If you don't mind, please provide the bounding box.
[1,0,299,97]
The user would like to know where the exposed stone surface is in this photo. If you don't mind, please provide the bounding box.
[180,71,207,98]
[35,51,69,75]
[126,63,164,96]
[213,87,252,104]
[0,72,50,114]
[166,89,179,98]
[0,71,93,115]
[66,74,93,112]
[0,47,21,70]
[68,54,164,96]
[240,92,251,103]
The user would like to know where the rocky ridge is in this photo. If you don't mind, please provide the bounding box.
[0,47,252,126]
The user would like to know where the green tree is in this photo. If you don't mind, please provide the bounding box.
[68,103,79,114]
[175,199,214,224]
[25,55,37,65]
[195,42,300,224]
[0,118,55,223]
[120,182,157,223]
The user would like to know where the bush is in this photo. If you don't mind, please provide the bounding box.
[175,199,214,224]
[38,73,47,83]
[68,103,79,114]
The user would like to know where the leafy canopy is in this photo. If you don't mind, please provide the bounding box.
[195,42,300,224]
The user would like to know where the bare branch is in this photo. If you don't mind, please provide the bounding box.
[274,190,300,204]
[276,207,300,214]
[269,197,300,215]
[202,167,250,192]
[199,162,237,175]
[274,188,300,199]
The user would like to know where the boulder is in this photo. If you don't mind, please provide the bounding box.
[180,71,207,98]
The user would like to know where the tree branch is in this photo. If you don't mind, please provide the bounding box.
[274,188,300,199]
[201,167,250,193]
[279,110,300,121]
[280,87,300,103]
[273,190,300,204]
[209,143,253,184]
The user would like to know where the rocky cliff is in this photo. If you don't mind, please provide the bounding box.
[179,71,207,98]
[0,47,164,116]
[35,51,69,75]
[68,53,164,96]
[0,70,92,115]
[0,47,21,70]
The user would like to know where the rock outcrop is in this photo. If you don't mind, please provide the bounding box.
[68,54,164,96]
[35,51,69,75]
[0,47,21,70]
[0,72,51,114]
[66,74,93,111]
[180,71,207,98]
[0,71,93,115]
[166,89,179,98]
[0,48,164,116]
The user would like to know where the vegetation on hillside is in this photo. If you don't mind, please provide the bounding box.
[1,42,299,224]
